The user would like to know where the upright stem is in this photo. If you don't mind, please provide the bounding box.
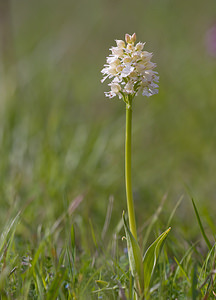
[125,96,137,240]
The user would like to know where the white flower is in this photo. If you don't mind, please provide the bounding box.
[105,83,122,99]
[135,42,145,51]
[115,40,125,48]
[110,82,121,93]
[121,65,134,77]
[101,33,159,101]
[123,56,132,64]
[107,57,120,67]
[124,81,134,94]
[127,43,134,51]
[111,47,124,57]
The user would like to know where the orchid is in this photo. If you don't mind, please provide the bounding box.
[101,33,159,102]
[101,34,170,300]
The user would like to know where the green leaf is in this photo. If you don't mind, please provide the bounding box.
[174,256,190,284]
[46,266,67,300]
[143,227,171,298]
[122,212,143,291]
[0,212,20,255]
[191,198,211,250]
[191,264,199,300]
[71,224,76,262]
[89,219,98,248]
[95,280,109,289]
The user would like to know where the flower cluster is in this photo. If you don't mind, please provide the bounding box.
[101,33,159,101]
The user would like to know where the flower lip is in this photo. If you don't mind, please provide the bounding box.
[110,82,121,93]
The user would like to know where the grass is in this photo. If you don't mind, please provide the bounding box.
[1,197,216,299]
[0,0,216,298]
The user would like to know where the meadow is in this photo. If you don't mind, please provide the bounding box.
[0,0,216,298]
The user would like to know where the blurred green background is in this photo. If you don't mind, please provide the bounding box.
[0,0,216,242]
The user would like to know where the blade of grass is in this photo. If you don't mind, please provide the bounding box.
[141,194,167,252]
[101,195,114,240]
[89,219,98,248]
[166,195,183,228]
[173,242,197,283]
[191,264,199,300]
[0,212,20,255]
[174,257,190,284]
[46,266,67,300]
[191,198,211,250]
[198,242,216,283]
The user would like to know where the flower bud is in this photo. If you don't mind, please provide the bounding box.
[125,34,131,43]
[131,33,136,43]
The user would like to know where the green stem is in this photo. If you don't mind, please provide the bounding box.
[125,96,137,240]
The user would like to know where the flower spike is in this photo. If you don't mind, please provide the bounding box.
[101,33,159,101]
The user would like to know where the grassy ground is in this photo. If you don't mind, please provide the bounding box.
[0,0,216,298]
